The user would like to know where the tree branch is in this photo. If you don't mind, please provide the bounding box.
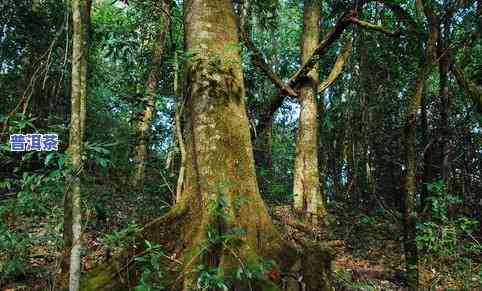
[348,17,401,37]
[318,38,353,93]
[287,10,356,88]
[242,34,297,97]
[256,38,353,137]
[239,0,297,97]
[361,0,420,36]
[256,92,284,137]
[250,7,401,134]
[451,64,482,115]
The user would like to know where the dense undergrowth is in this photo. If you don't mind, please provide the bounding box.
[1,118,480,290]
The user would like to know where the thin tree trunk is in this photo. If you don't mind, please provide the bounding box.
[439,56,450,183]
[344,106,356,196]
[293,0,326,225]
[255,115,274,197]
[129,1,170,190]
[438,10,453,185]
[359,34,374,204]
[420,92,431,211]
[402,1,438,288]
[62,0,90,289]
[332,132,343,199]
[79,0,91,141]
[174,49,186,203]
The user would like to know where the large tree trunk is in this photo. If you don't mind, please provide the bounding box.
[293,0,326,225]
[129,1,170,190]
[81,0,332,290]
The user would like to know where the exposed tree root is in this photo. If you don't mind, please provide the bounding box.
[81,202,189,290]
[80,200,334,291]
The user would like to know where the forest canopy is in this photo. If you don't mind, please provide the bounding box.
[1,0,481,290]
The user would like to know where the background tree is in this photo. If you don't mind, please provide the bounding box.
[128,0,171,190]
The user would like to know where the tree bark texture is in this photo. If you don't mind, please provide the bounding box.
[61,0,91,290]
[293,0,326,225]
[402,1,438,288]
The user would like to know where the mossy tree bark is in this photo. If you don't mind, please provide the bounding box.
[129,0,170,190]
[178,0,292,283]
[254,113,274,197]
[402,1,438,289]
[437,9,454,186]
[82,0,333,290]
[61,0,91,290]
[293,0,326,225]
[359,34,376,203]
[451,65,482,122]
[420,91,435,212]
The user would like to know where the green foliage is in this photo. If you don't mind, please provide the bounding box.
[0,114,66,285]
[195,265,229,291]
[417,181,482,289]
[0,225,30,282]
[101,223,141,254]
[84,141,116,169]
[417,182,480,257]
[134,240,166,291]
[0,168,64,285]
[333,269,381,291]
[346,281,377,291]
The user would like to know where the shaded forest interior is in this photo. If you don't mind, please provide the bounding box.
[1,0,482,290]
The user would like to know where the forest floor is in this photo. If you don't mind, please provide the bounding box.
[273,205,481,290]
[2,188,481,291]
[4,211,405,291]
[272,205,406,290]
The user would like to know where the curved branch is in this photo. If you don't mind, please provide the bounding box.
[361,0,420,35]
[287,10,356,88]
[248,6,402,134]
[242,34,297,97]
[239,0,297,97]
[256,38,353,137]
[318,38,353,93]
[245,6,404,99]
[451,64,482,115]
[348,17,401,37]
